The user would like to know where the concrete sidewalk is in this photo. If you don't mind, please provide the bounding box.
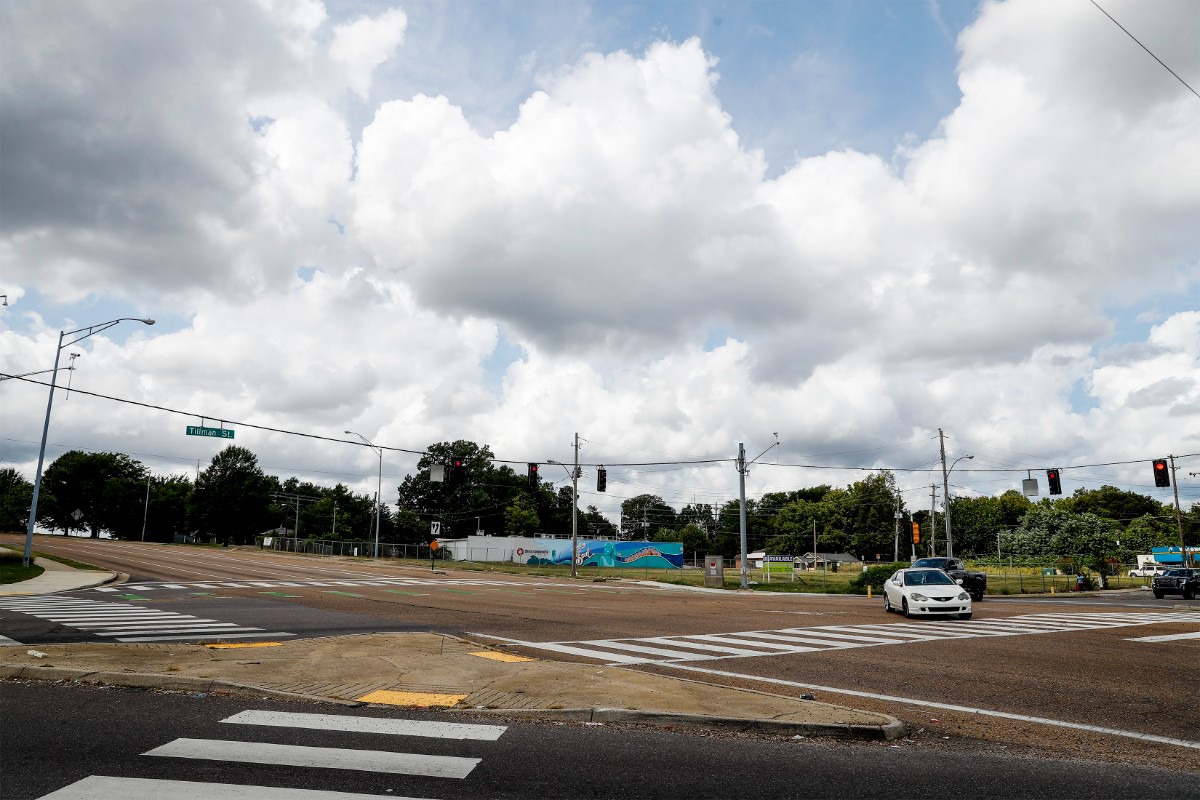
[0,556,118,596]
[0,564,904,740]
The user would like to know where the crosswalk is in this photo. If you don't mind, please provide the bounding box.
[92,577,616,593]
[481,610,1200,665]
[0,596,294,643]
[36,708,508,799]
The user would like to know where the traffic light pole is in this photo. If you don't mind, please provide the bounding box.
[1169,456,1188,567]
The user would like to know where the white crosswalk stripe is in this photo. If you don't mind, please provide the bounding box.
[482,610,1200,665]
[35,709,508,798]
[0,596,294,643]
[36,775,433,799]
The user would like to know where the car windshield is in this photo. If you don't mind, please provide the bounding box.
[904,570,955,586]
[1162,570,1190,577]
[912,559,950,569]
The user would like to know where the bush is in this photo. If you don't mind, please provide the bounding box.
[850,562,908,593]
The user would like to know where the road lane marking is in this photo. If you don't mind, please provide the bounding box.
[477,611,1200,665]
[222,710,506,740]
[1127,631,1200,642]
[144,737,481,778]
[662,662,1200,751]
[36,775,435,799]
[115,632,296,642]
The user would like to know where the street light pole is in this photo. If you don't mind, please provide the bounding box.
[943,454,974,558]
[345,431,383,559]
[23,317,154,567]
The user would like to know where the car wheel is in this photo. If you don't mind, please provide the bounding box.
[883,594,892,613]
[972,593,984,602]
[1153,590,1163,599]
[901,598,911,618]
[958,612,972,620]
[1184,587,1196,600]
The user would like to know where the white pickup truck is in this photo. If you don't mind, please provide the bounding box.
[1128,564,1168,578]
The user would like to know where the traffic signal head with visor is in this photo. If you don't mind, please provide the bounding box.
[1153,459,1170,488]
[1047,469,1062,495]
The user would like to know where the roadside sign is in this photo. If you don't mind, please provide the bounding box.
[186,426,234,439]
[430,540,440,551]
[430,521,441,536]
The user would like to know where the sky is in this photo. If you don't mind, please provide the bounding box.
[2,0,1198,532]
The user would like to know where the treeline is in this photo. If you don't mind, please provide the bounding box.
[2,440,1193,570]
[0,447,397,546]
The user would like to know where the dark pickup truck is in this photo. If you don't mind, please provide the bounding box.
[911,557,987,601]
[1152,568,1198,600]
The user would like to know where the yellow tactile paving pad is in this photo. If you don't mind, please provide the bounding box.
[204,642,283,649]
[470,651,536,663]
[357,690,468,707]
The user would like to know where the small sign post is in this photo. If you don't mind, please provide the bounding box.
[430,538,440,571]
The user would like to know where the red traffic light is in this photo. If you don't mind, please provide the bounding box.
[1153,459,1170,488]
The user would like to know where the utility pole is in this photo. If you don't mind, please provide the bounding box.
[939,428,953,558]
[929,484,939,557]
[738,443,748,589]
[571,432,580,579]
[893,487,901,562]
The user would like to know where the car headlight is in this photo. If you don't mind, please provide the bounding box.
[910,593,929,601]
[958,592,970,601]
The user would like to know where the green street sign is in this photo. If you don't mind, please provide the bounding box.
[186,425,234,439]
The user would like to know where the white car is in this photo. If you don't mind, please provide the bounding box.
[883,568,973,620]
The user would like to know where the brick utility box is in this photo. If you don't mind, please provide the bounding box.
[704,555,725,588]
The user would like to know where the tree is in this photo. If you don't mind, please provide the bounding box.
[619,494,676,540]
[395,441,524,538]
[1064,485,1166,526]
[189,446,277,545]
[142,475,192,543]
[0,467,33,533]
[504,494,540,536]
[1004,505,1121,587]
[39,451,146,538]
[582,506,617,538]
[676,522,711,561]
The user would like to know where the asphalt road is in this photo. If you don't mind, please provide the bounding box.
[3,536,1199,778]
[5,680,1198,800]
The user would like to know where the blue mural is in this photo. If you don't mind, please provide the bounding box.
[524,539,683,569]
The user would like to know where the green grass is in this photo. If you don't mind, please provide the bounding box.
[0,548,44,584]
[0,543,104,571]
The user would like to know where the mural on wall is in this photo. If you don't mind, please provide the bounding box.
[520,539,683,569]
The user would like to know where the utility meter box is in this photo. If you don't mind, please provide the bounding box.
[704,555,725,589]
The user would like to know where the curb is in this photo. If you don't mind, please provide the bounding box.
[468,706,905,740]
[0,664,364,706]
[0,663,903,740]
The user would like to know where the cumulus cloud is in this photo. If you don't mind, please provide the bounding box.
[1,0,1197,514]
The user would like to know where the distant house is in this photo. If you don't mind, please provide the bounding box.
[797,552,859,571]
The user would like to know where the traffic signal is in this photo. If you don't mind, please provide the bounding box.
[911,522,920,544]
[449,458,466,486]
[1153,459,1170,488]
[1046,469,1062,495]
[527,463,539,489]
[596,467,607,492]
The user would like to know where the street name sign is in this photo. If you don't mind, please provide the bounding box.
[186,426,234,439]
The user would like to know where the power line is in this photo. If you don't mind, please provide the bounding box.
[1090,0,1200,100]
